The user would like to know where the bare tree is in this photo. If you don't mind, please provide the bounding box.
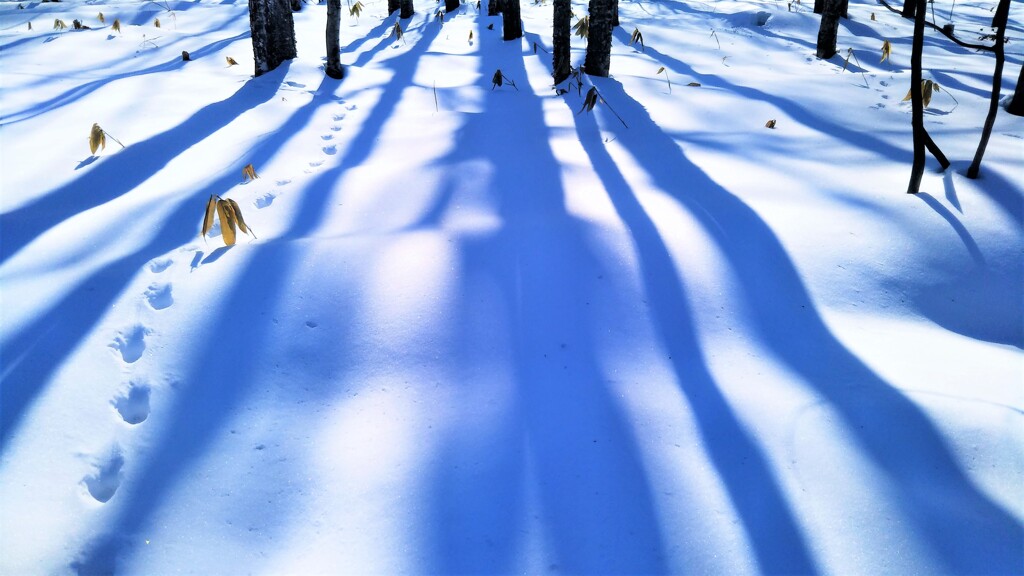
[553,0,571,84]
[816,0,842,59]
[583,0,613,76]
[326,0,344,79]
[906,0,949,193]
[249,0,297,77]
[400,0,414,19]
[503,0,521,40]
[446,0,460,14]
[389,0,399,14]
[488,0,501,16]
[967,0,1011,178]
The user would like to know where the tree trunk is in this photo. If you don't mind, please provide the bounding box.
[901,0,916,19]
[446,0,459,13]
[400,0,414,18]
[815,0,841,59]
[1008,65,1024,116]
[249,0,272,76]
[388,0,399,14]
[967,0,1011,178]
[583,0,613,77]
[907,0,926,193]
[488,0,501,16]
[502,0,521,40]
[839,0,848,18]
[553,0,571,84]
[611,0,618,27]
[290,0,301,11]
[326,0,343,79]
[814,0,824,14]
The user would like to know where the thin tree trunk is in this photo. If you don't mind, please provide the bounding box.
[1008,65,1024,116]
[446,0,459,13]
[816,0,841,59]
[326,0,343,79]
[907,0,926,193]
[400,0,414,19]
[553,0,571,84]
[901,0,916,18]
[967,0,1010,178]
[502,0,521,40]
[389,0,399,14]
[488,0,501,16]
[583,0,613,77]
[611,0,618,27]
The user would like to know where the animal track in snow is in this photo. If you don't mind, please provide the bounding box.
[83,447,124,503]
[321,134,334,141]
[276,179,292,186]
[148,258,173,273]
[111,325,148,363]
[256,193,276,209]
[330,125,342,132]
[113,383,151,425]
[309,159,324,168]
[322,144,337,155]
[145,283,173,310]
[332,113,346,122]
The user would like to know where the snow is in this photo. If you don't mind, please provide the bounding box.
[1,0,1022,573]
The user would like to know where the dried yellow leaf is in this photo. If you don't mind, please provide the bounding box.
[89,123,106,155]
[226,56,239,66]
[112,19,121,33]
[242,163,258,182]
[765,119,777,128]
[98,12,105,23]
[216,200,237,246]
[227,199,254,237]
[154,18,161,28]
[201,195,218,239]
[880,40,892,63]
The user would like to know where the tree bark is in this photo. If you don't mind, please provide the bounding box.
[967,0,1011,178]
[488,0,501,16]
[907,0,926,193]
[446,0,460,13]
[249,0,271,76]
[1008,65,1024,116]
[388,0,399,14]
[816,0,841,59]
[249,0,296,76]
[583,0,613,77]
[553,0,571,84]
[814,0,824,14]
[326,0,343,79]
[502,0,521,40]
[901,0,916,18]
[290,0,301,11]
[400,0,414,19]
[611,0,618,27]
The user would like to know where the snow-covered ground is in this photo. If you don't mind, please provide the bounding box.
[1,0,1022,573]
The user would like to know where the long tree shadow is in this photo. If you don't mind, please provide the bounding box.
[584,76,1023,573]
[0,42,262,268]
[418,30,668,574]
[1,28,248,125]
[570,92,820,575]
[0,65,344,454]
[74,17,451,573]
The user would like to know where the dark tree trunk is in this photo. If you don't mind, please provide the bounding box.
[249,0,297,76]
[488,0,501,16]
[611,0,618,27]
[326,0,343,79]
[583,0,613,76]
[814,0,824,14]
[816,0,841,59]
[400,0,414,18]
[1008,65,1024,116]
[502,0,521,40]
[901,0,916,19]
[388,0,399,14]
[839,0,848,18]
[967,0,1011,178]
[290,0,301,11]
[553,0,571,84]
[907,0,926,193]
[446,0,459,13]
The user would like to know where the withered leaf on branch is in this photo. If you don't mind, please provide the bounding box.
[216,199,237,246]
[226,56,239,66]
[242,163,259,182]
[89,123,106,155]
[880,39,892,63]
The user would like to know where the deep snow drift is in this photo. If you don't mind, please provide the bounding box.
[1,0,1022,573]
